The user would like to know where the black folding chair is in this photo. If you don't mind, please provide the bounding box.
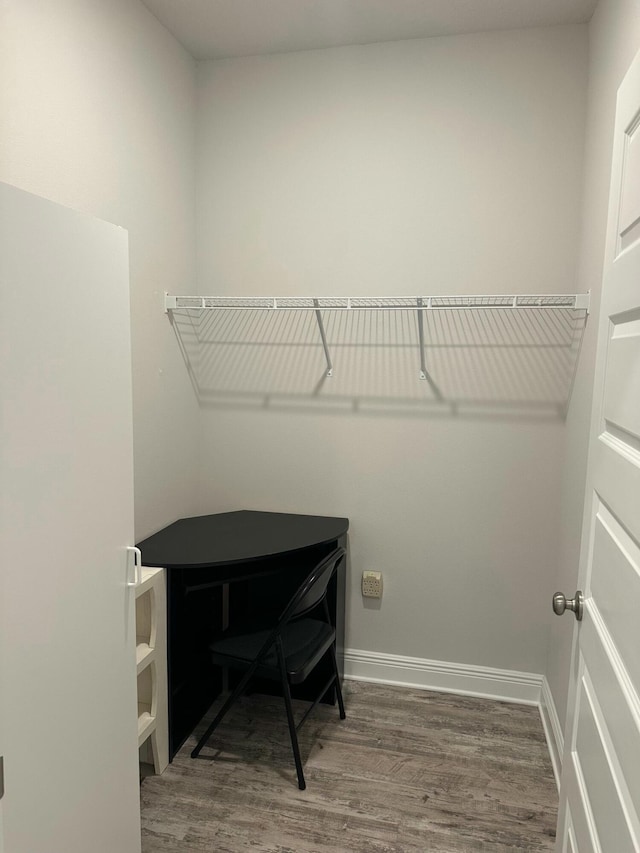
[191,546,347,790]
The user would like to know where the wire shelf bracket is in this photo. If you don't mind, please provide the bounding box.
[313,298,333,377]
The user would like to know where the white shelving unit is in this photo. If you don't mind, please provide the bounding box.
[136,567,169,775]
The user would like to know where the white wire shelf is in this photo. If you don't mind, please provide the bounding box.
[165,291,590,386]
[165,293,590,313]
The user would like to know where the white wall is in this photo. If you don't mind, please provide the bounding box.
[0,0,199,540]
[545,0,640,736]
[195,26,588,677]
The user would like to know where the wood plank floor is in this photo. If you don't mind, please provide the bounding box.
[140,681,557,852]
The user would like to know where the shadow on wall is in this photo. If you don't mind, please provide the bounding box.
[169,306,587,422]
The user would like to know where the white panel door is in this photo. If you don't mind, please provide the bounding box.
[0,184,141,853]
[556,50,640,852]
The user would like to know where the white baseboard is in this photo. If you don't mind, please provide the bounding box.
[344,648,543,706]
[539,676,564,790]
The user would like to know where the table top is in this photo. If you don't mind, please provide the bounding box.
[136,510,349,569]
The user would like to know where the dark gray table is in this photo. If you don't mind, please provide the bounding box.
[137,510,349,758]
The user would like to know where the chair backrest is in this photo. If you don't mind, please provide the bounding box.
[280,546,346,625]
[243,546,346,672]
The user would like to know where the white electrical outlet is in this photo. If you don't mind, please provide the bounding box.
[362,571,383,599]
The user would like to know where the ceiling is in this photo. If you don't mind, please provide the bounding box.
[141,0,598,61]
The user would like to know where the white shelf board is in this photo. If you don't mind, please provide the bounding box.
[136,566,163,597]
[136,640,154,674]
[137,704,155,746]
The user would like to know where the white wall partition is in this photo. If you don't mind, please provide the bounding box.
[194,26,588,679]
[0,183,141,853]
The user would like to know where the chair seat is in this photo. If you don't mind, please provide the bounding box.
[211,618,336,685]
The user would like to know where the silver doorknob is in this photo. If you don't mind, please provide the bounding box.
[552,590,584,621]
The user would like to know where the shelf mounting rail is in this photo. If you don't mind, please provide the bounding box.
[164,292,590,381]
[165,293,590,312]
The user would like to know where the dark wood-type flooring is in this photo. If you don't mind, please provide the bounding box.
[140,681,557,852]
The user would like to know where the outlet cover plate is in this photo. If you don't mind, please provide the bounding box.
[362,571,383,598]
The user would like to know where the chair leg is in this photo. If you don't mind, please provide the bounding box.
[322,599,346,720]
[191,665,255,758]
[276,640,306,791]
[329,643,346,720]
